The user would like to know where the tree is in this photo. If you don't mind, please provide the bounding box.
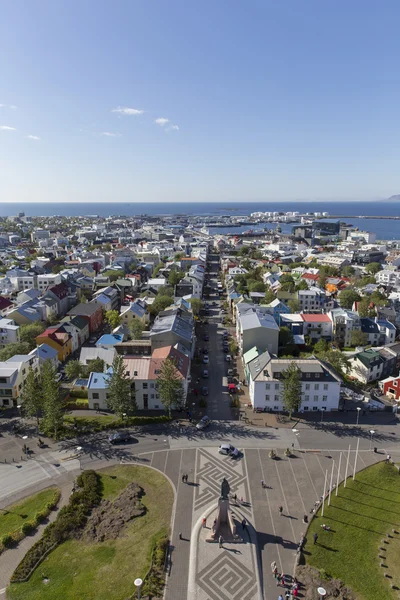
[0,342,31,361]
[130,318,144,340]
[238,246,250,256]
[261,289,276,305]
[295,279,309,291]
[19,367,43,427]
[281,362,302,417]
[103,270,124,282]
[157,358,184,417]
[174,252,184,260]
[288,299,300,313]
[318,274,327,290]
[279,326,294,348]
[168,270,184,286]
[188,298,203,316]
[20,322,46,350]
[42,360,63,440]
[65,360,84,381]
[365,262,382,275]
[338,289,361,309]
[342,265,355,277]
[357,297,374,318]
[359,276,377,286]
[86,357,105,373]
[318,349,350,375]
[280,274,295,285]
[149,295,174,316]
[156,286,174,297]
[106,355,135,418]
[248,281,265,293]
[370,291,389,307]
[313,339,329,354]
[350,330,369,347]
[105,310,121,330]
[280,281,295,292]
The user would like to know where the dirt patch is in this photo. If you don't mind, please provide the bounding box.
[83,483,145,543]
[296,565,358,600]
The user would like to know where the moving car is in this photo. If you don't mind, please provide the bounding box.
[219,444,240,458]
[196,415,211,430]
[225,354,231,362]
[202,370,209,378]
[203,355,209,364]
[201,386,209,396]
[108,431,131,444]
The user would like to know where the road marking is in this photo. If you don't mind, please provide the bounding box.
[288,458,307,515]
[301,455,320,500]
[0,587,7,595]
[274,460,296,543]
[257,449,283,573]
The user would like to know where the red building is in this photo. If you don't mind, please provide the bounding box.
[67,302,103,334]
[379,374,400,401]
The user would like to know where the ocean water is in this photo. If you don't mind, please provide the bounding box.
[1,201,400,239]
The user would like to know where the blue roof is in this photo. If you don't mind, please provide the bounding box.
[96,333,124,346]
[94,293,112,305]
[376,319,396,330]
[36,344,58,360]
[88,371,109,389]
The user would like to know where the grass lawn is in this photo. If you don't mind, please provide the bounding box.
[0,488,57,539]
[8,465,173,600]
[305,462,400,600]
[63,415,117,426]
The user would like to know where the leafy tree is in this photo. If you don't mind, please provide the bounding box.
[188,297,203,316]
[86,357,105,373]
[0,342,31,361]
[152,262,165,277]
[350,330,369,347]
[369,291,389,307]
[281,362,302,417]
[313,339,329,353]
[20,322,46,350]
[279,326,294,348]
[280,281,295,292]
[42,360,63,440]
[174,252,184,260]
[248,281,265,293]
[65,359,83,381]
[106,355,135,418]
[342,265,355,277]
[318,349,350,375]
[238,246,250,256]
[130,318,144,340]
[338,289,361,309]
[359,276,377,286]
[261,289,276,304]
[149,295,174,316]
[365,262,382,275]
[51,264,64,274]
[105,309,122,330]
[280,274,295,285]
[295,279,309,291]
[318,274,327,290]
[103,270,124,282]
[157,358,184,417]
[288,299,300,313]
[156,286,174,297]
[19,367,43,427]
[357,297,374,318]
[168,270,185,286]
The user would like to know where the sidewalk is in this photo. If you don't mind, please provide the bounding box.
[0,481,73,594]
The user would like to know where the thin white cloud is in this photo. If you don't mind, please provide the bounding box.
[155,117,170,127]
[27,135,41,140]
[0,104,17,110]
[0,125,16,131]
[112,107,143,116]
[166,124,179,132]
[101,131,121,137]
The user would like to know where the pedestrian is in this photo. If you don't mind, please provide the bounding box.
[280,573,286,586]
[293,587,298,597]
[185,474,189,483]
[261,480,265,488]
[274,572,280,585]
[313,532,318,544]
[202,517,207,528]
[212,518,217,531]
[179,532,182,540]
[241,518,247,531]
[234,493,237,503]
[303,514,308,524]
[218,535,223,548]
[285,591,291,600]
[278,595,284,600]
[271,560,277,573]
[181,474,185,483]
[279,505,283,516]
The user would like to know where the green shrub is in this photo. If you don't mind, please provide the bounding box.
[35,511,47,524]
[2,534,13,548]
[21,522,35,535]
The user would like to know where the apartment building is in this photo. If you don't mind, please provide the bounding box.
[0,318,20,348]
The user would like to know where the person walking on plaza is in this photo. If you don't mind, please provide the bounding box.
[278,594,284,600]
[218,535,223,548]
[279,505,283,516]
[241,518,247,532]
[313,532,318,544]
[202,517,207,528]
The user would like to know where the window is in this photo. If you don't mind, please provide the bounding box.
[3,399,10,406]
[150,383,154,388]
[306,373,310,378]
[155,369,161,375]
[265,383,270,390]
[151,394,155,399]
[142,383,148,389]
[273,405,279,410]
[315,373,320,378]
[312,406,318,411]
[275,395,279,401]
[275,383,279,390]
[314,395,318,401]
[303,406,309,411]
[323,384,328,390]
[143,393,148,401]
[305,384,310,390]
[304,395,309,402]
[314,384,319,390]
[265,395,270,400]
[322,395,328,401]
[92,393,99,399]
[133,370,138,376]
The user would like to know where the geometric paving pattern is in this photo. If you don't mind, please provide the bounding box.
[197,553,258,600]
[194,449,251,515]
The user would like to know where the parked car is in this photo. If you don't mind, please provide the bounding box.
[109,431,131,444]
[203,355,209,364]
[201,386,209,396]
[219,444,240,458]
[196,415,211,430]
[225,354,231,362]
[223,347,229,353]
[202,370,209,378]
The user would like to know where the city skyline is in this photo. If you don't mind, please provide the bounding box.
[1,1,400,204]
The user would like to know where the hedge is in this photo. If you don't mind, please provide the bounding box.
[0,489,61,556]
[11,471,101,582]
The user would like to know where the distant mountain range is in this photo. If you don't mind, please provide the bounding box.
[386,195,400,202]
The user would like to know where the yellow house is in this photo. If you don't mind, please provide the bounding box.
[36,326,72,362]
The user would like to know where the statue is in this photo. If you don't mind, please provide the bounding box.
[220,477,230,500]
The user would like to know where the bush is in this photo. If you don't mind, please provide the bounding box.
[21,522,35,535]
[2,534,13,548]
[35,511,47,524]
[11,470,101,582]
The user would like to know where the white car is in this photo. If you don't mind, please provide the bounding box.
[219,444,240,458]
[225,354,231,362]
[203,355,209,364]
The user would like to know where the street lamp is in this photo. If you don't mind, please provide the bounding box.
[356,407,361,426]
[320,408,325,424]
[134,578,143,599]
[22,435,28,457]
[317,587,327,600]
[369,429,376,451]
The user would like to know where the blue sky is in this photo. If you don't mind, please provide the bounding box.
[1,0,400,204]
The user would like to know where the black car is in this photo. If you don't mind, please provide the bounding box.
[203,334,209,341]
[201,386,209,396]
[108,431,131,444]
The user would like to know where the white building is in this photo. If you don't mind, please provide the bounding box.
[0,318,20,348]
[247,352,341,413]
[0,353,39,406]
[37,274,62,292]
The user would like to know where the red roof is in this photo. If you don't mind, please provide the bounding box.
[301,273,319,281]
[301,314,332,323]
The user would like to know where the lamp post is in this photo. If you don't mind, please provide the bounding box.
[369,429,375,451]
[320,408,324,424]
[356,407,361,426]
[22,435,28,457]
[134,578,143,599]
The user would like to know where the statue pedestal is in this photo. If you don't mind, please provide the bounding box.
[206,497,240,543]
